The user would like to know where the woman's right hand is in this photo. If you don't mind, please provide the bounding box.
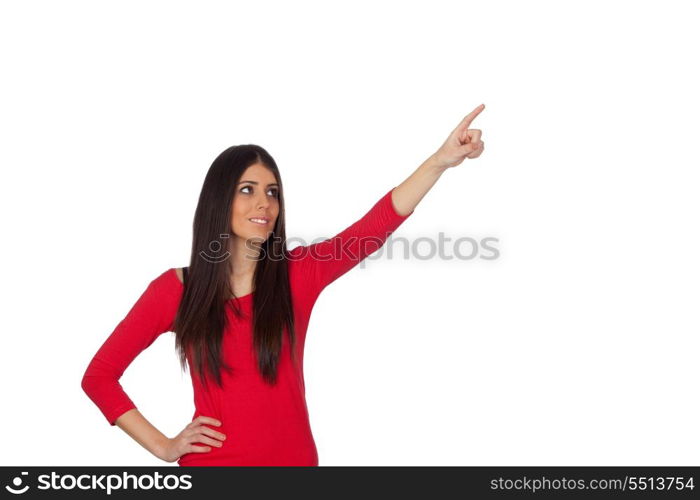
[157,416,227,463]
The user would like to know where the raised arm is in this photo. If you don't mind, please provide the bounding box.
[290,187,414,296]
[392,104,486,215]
[289,104,486,297]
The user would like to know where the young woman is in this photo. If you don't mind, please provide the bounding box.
[81,104,486,466]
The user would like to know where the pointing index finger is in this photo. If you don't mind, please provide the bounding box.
[461,103,485,129]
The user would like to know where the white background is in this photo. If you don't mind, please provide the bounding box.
[1,0,698,466]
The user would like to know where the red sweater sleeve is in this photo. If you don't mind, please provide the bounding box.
[81,269,179,426]
[290,187,414,297]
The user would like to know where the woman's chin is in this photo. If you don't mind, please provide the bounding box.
[245,234,268,246]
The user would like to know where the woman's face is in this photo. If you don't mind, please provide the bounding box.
[231,163,280,245]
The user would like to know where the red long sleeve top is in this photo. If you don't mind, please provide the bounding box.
[81,187,413,466]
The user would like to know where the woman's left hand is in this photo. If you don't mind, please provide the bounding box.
[431,104,486,169]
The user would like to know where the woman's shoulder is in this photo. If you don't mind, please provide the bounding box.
[285,246,321,294]
[148,267,186,296]
[174,267,184,284]
[286,245,316,272]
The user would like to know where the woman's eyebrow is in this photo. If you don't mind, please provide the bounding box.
[237,180,279,186]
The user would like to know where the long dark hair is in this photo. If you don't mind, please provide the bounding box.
[173,145,296,388]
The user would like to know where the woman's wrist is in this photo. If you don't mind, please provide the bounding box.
[152,434,171,460]
[423,153,450,173]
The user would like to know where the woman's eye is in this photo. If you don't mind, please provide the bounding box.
[240,186,278,197]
